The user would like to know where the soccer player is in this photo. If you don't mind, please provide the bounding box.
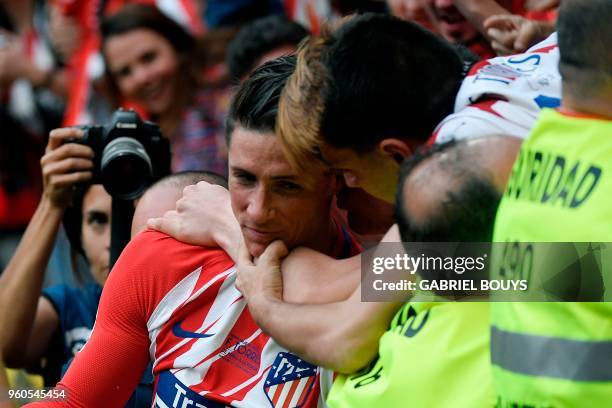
[151,15,562,376]
[27,56,359,408]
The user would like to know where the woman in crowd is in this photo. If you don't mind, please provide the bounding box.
[0,128,152,406]
[100,4,228,174]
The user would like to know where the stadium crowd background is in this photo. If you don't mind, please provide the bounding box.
[1,0,611,407]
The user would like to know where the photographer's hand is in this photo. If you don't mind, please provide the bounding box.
[41,127,94,209]
[148,181,242,260]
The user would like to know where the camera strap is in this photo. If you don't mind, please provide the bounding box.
[110,198,134,270]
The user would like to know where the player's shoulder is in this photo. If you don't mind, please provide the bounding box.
[118,230,234,277]
[108,230,235,313]
[131,229,194,248]
[130,230,222,256]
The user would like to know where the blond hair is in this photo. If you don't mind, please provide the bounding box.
[277,36,327,173]
[277,16,355,172]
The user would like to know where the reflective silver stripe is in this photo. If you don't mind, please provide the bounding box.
[491,326,612,381]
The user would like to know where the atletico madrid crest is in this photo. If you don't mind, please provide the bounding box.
[264,352,317,408]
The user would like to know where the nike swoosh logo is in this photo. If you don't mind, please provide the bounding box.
[172,321,215,339]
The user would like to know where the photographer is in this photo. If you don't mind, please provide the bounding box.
[0,128,153,407]
[0,127,105,382]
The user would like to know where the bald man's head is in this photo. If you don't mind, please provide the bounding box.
[396,136,522,242]
[131,171,228,237]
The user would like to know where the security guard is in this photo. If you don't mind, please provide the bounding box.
[491,1,612,406]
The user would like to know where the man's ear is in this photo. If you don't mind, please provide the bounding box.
[378,139,413,164]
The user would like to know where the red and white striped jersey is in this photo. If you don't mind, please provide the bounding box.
[28,228,359,408]
[147,251,322,408]
[432,34,561,144]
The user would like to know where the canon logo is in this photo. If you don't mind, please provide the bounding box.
[116,123,137,129]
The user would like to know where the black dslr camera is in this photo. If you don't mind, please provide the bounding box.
[72,108,171,200]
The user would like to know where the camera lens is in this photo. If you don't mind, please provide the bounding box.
[100,137,153,200]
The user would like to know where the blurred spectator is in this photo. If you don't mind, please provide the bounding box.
[282,0,386,35]
[0,0,67,272]
[511,0,559,20]
[0,0,67,112]
[56,0,204,126]
[388,0,558,58]
[0,111,41,270]
[226,14,308,82]
[46,5,80,66]
[285,0,337,34]
[194,27,238,85]
[419,0,504,58]
[484,12,555,54]
[387,0,435,29]
[206,0,382,34]
[451,0,558,54]
[330,0,387,15]
[100,4,227,173]
[205,0,285,28]
[453,0,558,31]
[45,0,110,127]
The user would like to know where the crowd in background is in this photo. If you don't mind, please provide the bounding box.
[0,0,559,266]
[5,0,608,407]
